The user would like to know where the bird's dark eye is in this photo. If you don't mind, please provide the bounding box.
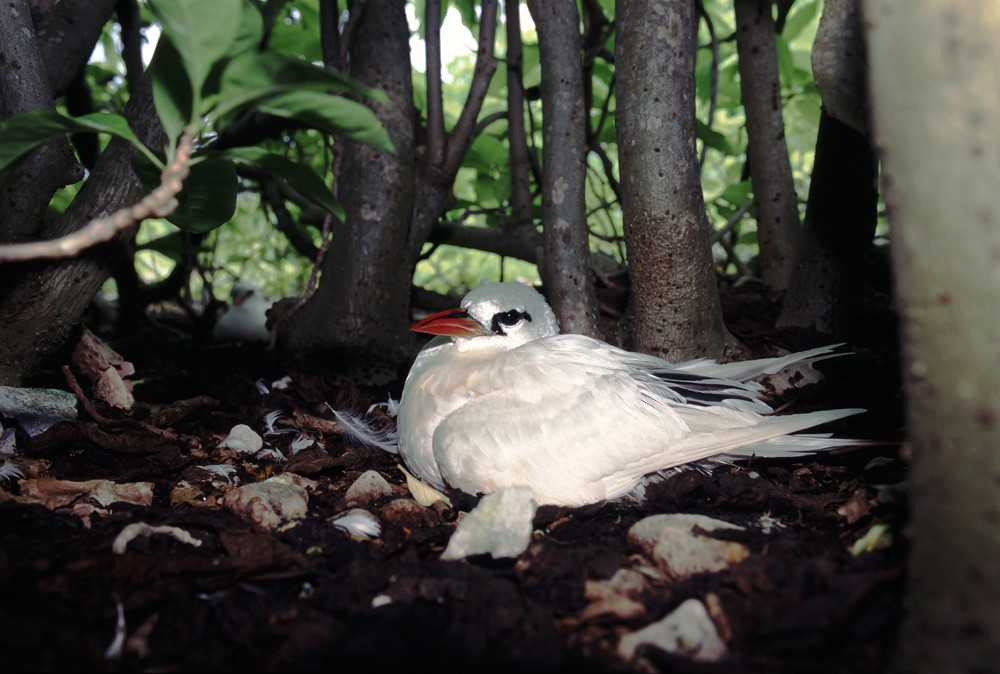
[490,309,532,335]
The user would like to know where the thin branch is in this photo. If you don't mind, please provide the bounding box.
[339,0,367,71]
[0,127,196,262]
[425,0,445,168]
[442,0,499,177]
[261,177,319,260]
[696,0,720,168]
[504,0,532,233]
[268,212,334,351]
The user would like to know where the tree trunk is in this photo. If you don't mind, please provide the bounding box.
[279,0,416,373]
[811,0,868,136]
[615,0,731,362]
[0,73,163,386]
[864,1,1000,671]
[733,0,801,293]
[0,0,82,243]
[526,0,598,336]
[776,109,877,336]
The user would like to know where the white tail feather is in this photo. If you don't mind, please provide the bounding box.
[618,408,865,480]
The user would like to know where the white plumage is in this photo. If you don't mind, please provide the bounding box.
[213,283,271,343]
[397,282,866,508]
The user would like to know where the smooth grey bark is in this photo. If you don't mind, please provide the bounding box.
[812,0,868,136]
[777,110,877,336]
[865,1,1000,671]
[615,0,731,362]
[525,0,599,336]
[280,0,416,368]
[733,0,801,293]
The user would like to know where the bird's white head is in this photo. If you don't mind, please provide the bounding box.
[411,282,559,350]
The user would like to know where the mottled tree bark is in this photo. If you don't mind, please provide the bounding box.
[865,1,1000,671]
[526,0,599,336]
[777,110,877,336]
[0,0,83,243]
[0,74,163,385]
[280,0,416,372]
[0,0,158,385]
[615,0,731,362]
[733,0,801,292]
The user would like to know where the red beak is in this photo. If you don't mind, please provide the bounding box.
[411,308,489,337]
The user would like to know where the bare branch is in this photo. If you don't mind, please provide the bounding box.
[269,212,334,351]
[504,0,532,234]
[424,0,445,168]
[0,128,196,262]
[696,0,721,168]
[442,0,499,177]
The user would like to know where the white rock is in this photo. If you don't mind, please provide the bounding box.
[218,424,264,454]
[345,470,393,504]
[441,485,538,560]
[618,598,727,663]
[628,513,749,578]
[220,473,313,530]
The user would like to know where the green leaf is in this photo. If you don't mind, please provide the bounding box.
[696,119,736,155]
[256,91,394,153]
[134,153,239,233]
[218,147,344,219]
[0,110,159,174]
[150,37,194,141]
[215,52,388,121]
[172,157,239,232]
[136,230,188,261]
[466,134,505,172]
[720,180,753,206]
[781,0,821,42]
[200,2,265,110]
[147,0,244,101]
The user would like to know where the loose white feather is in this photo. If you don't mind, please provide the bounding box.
[326,404,399,454]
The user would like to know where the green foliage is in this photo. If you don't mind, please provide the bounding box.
[0,0,391,239]
[10,0,832,300]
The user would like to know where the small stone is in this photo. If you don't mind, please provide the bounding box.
[218,424,263,454]
[221,474,313,530]
[628,513,749,578]
[618,598,727,663]
[441,486,538,560]
[580,568,650,621]
[345,470,393,504]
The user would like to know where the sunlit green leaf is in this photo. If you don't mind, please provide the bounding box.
[720,180,753,206]
[781,0,821,42]
[256,91,394,153]
[0,110,158,174]
[215,52,388,121]
[147,0,244,99]
[150,37,194,141]
[696,119,737,155]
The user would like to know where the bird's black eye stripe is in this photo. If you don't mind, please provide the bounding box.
[490,309,532,335]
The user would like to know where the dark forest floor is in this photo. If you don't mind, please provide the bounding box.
[0,283,906,673]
